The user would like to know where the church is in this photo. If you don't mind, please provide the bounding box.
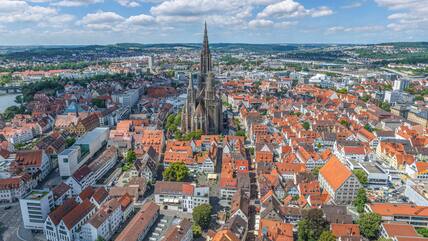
[181,23,223,134]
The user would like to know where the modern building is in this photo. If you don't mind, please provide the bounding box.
[58,127,109,177]
[359,162,389,188]
[181,23,223,134]
[20,189,54,230]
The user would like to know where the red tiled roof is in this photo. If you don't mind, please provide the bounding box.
[62,199,95,229]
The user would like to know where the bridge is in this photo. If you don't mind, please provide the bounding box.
[0,86,22,94]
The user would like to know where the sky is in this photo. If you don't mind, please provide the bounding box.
[0,0,427,45]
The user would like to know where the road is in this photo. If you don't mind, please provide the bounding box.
[0,203,36,241]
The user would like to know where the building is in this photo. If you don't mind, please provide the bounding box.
[0,174,33,203]
[20,189,54,230]
[154,181,209,213]
[112,88,140,108]
[319,156,362,204]
[405,180,428,206]
[359,162,389,188]
[115,201,159,241]
[162,218,193,241]
[11,150,51,180]
[81,198,123,241]
[366,203,428,227]
[58,127,109,177]
[181,23,223,135]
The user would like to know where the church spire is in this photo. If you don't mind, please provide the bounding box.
[200,21,211,80]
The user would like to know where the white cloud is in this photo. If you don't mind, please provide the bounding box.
[249,19,274,28]
[341,2,363,9]
[375,0,428,31]
[256,0,333,19]
[0,0,74,25]
[52,0,103,7]
[327,25,385,33]
[126,14,155,25]
[116,0,140,7]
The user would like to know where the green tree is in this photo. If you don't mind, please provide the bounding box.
[92,98,106,108]
[192,204,212,229]
[358,213,381,240]
[379,101,391,112]
[302,121,311,130]
[65,137,76,147]
[416,227,428,237]
[163,163,190,182]
[125,150,137,163]
[318,231,336,241]
[311,166,321,177]
[95,237,105,241]
[236,130,246,137]
[192,224,202,238]
[364,124,374,132]
[340,120,350,128]
[354,188,368,213]
[352,169,368,185]
[298,209,329,241]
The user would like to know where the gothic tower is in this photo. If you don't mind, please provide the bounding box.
[181,22,222,135]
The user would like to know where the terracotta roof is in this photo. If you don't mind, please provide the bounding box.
[382,222,418,238]
[73,165,92,182]
[62,199,95,229]
[48,198,78,225]
[369,203,428,217]
[115,201,159,241]
[15,150,43,167]
[154,181,194,196]
[91,187,109,204]
[211,230,240,241]
[52,182,71,199]
[258,219,293,241]
[79,186,95,201]
[162,218,192,241]
[331,224,360,237]
[319,155,352,191]
[118,193,133,211]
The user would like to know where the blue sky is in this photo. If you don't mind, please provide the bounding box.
[0,0,427,45]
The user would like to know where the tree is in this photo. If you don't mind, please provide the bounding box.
[92,98,106,108]
[354,189,368,213]
[364,124,374,132]
[340,120,350,128]
[65,137,76,147]
[318,231,336,241]
[192,204,212,229]
[192,224,202,238]
[302,121,310,130]
[352,169,368,185]
[358,213,381,240]
[298,209,329,241]
[236,130,246,137]
[416,227,428,237]
[96,237,105,241]
[311,166,321,177]
[125,150,137,163]
[163,163,190,182]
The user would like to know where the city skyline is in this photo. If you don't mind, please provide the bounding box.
[0,0,427,45]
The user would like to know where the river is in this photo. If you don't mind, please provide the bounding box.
[0,94,19,113]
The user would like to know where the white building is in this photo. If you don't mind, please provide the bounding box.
[319,156,362,205]
[154,181,209,213]
[0,174,33,203]
[58,128,109,177]
[20,189,54,230]
[112,89,140,108]
[81,198,123,241]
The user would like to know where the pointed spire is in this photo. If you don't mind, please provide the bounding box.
[203,21,209,51]
[188,73,193,89]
